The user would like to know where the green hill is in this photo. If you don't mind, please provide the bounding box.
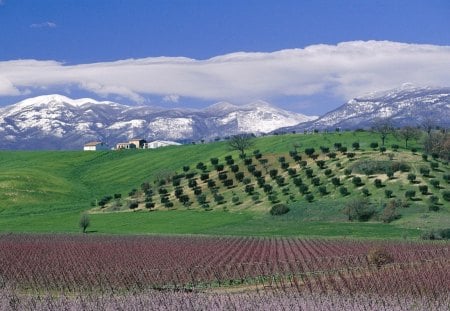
[0,131,448,238]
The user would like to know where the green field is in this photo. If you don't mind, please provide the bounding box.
[0,131,448,239]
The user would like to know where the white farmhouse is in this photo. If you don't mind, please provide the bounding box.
[83,141,109,151]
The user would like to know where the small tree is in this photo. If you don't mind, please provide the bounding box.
[79,213,90,234]
[372,118,394,146]
[396,126,421,148]
[343,197,374,221]
[228,134,254,158]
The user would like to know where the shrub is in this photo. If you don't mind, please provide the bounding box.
[339,186,349,196]
[172,179,181,187]
[428,204,440,212]
[232,196,240,205]
[276,176,285,186]
[230,164,239,173]
[214,193,225,204]
[419,167,430,177]
[305,168,314,178]
[324,169,332,176]
[210,158,219,165]
[280,162,289,170]
[223,179,234,188]
[299,184,309,194]
[443,174,450,183]
[370,142,379,149]
[385,189,393,198]
[164,202,174,208]
[327,152,337,159]
[430,179,440,188]
[311,177,320,186]
[407,173,416,183]
[374,179,383,188]
[379,146,386,154]
[391,144,399,151]
[362,188,370,196]
[278,156,286,163]
[429,195,439,205]
[398,162,411,172]
[352,142,360,150]
[422,154,428,161]
[288,168,297,176]
[344,168,352,176]
[252,193,260,203]
[226,158,234,165]
[235,172,245,182]
[158,187,168,195]
[318,186,328,196]
[316,160,326,169]
[320,146,330,153]
[346,152,355,159]
[339,146,348,153]
[269,169,278,179]
[421,228,450,240]
[405,190,416,200]
[293,177,303,186]
[196,162,207,171]
[430,162,439,170]
[411,147,418,153]
[334,142,342,150]
[215,164,224,171]
[244,158,252,165]
[367,247,394,267]
[299,160,308,167]
[182,165,190,172]
[128,201,139,210]
[200,173,209,181]
[380,200,400,223]
[305,194,314,202]
[386,169,394,179]
[145,202,155,209]
[218,172,227,181]
[242,176,252,184]
[331,177,341,187]
[207,179,216,188]
[197,194,207,204]
[245,184,255,195]
[270,204,290,216]
[268,193,279,203]
[419,185,428,195]
[352,176,363,187]
[253,170,262,178]
[263,184,273,193]
[343,197,374,221]
[305,148,315,157]
[257,177,265,187]
[188,178,198,188]
[442,191,450,202]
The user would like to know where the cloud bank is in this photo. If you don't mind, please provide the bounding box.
[0,41,449,108]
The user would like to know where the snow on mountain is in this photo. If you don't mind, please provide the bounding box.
[278,86,450,133]
[0,95,315,150]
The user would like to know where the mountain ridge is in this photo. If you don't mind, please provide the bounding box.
[0,95,315,150]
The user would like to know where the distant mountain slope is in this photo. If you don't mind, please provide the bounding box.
[278,85,450,133]
[0,95,316,150]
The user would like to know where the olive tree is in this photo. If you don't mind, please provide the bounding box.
[228,134,255,158]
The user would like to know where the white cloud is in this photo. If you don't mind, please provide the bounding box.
[30,21,57,28]
[0,41,449,109]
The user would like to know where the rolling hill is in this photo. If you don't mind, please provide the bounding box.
[0,131,448,238]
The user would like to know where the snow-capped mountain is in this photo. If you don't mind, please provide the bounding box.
[278,85,450,133]
[0,94,316,150]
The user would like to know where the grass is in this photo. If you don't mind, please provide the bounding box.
[0,131,448,239]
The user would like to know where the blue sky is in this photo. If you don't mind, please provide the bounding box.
[0,0,449,114]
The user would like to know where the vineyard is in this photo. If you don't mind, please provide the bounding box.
[0,234,448,310]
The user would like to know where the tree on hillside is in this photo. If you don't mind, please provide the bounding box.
[79,213,90,234]
[228,134,254,158]
[396,126,421,148]
[371,118,394,146]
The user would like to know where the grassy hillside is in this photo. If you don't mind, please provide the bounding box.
[0,131,448,238]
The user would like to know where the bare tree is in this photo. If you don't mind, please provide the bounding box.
[228,134,254,158]
[396,126,422,148]
[372,118,394,146]
[421,116,437,137]
[79,213,90,234]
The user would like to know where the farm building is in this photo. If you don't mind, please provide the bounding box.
[83,141,108,151]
